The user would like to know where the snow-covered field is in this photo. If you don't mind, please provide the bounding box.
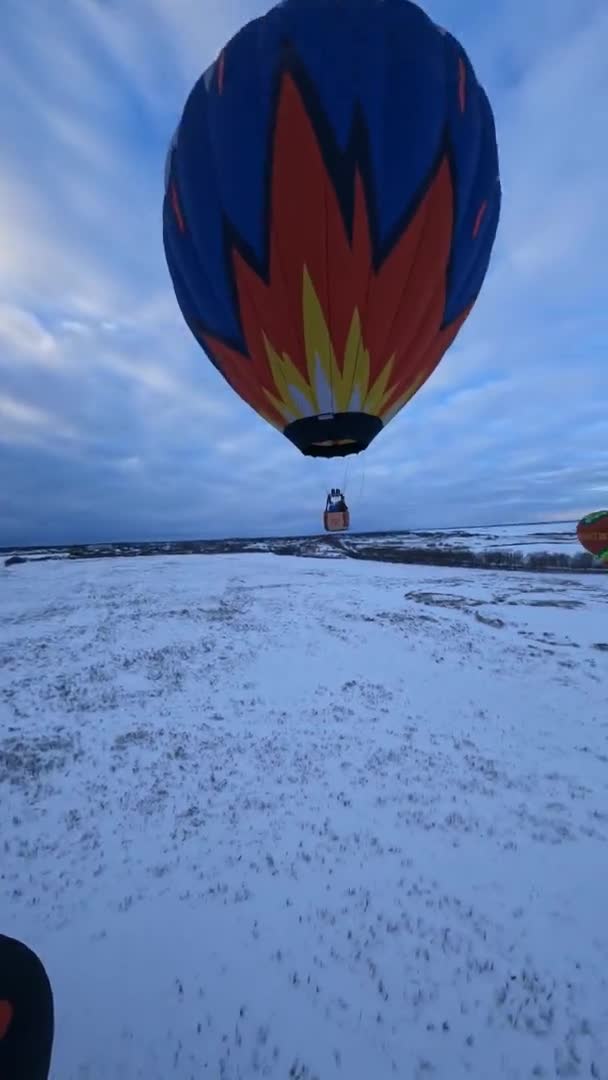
[350,521,581,557]
[1,554,607,1079]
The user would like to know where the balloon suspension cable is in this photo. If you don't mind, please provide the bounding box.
[342,455,352,497]
[358,458,366,507]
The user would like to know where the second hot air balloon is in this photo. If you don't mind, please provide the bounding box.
[577,511,608,563]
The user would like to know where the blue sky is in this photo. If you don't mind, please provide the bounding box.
[1,0,606,546]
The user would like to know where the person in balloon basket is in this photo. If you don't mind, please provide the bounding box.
[326,489,347,514]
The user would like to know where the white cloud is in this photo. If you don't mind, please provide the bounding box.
[0,170,130,318]
[0,304,59,364]
[493,5,608,280]
[0,392,77,444]
[115,455,143,472]
[71,0,248,121]
[0,0,606,542]
[60,319,93,336]
[98,348,232,420]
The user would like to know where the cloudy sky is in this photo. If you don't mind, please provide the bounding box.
[1,0,606,546]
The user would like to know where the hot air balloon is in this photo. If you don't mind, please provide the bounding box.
[163,0,501,459]
[324,488,350,532]
[577,511,608,563]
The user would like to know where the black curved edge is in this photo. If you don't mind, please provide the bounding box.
[284,413,383,458]
[0,933,54,1080]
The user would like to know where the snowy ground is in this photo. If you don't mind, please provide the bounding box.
[1,553,607,1079]
[350,522,581,557]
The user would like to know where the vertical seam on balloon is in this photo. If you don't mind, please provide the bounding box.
[170,181,186,234]
[255,42,299,417]
[472,200,488,238]
[451,187,497,320]
[379,195,435,394]
[346,248,373,420]
[350,21,445,419]
[322,176,335,416]
[164,193,227,366]
[458,57,466,114]
[353,16,393,416]
[343,16,375,420]
[252,35,297,418]
[366,146,441,404]
[445,45,485,319]
[175,87,242,345]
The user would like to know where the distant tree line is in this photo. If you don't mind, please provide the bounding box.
[341,544,597,572]
[4,542,600,573]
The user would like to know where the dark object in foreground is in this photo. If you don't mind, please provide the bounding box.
[0,933,54,1080]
